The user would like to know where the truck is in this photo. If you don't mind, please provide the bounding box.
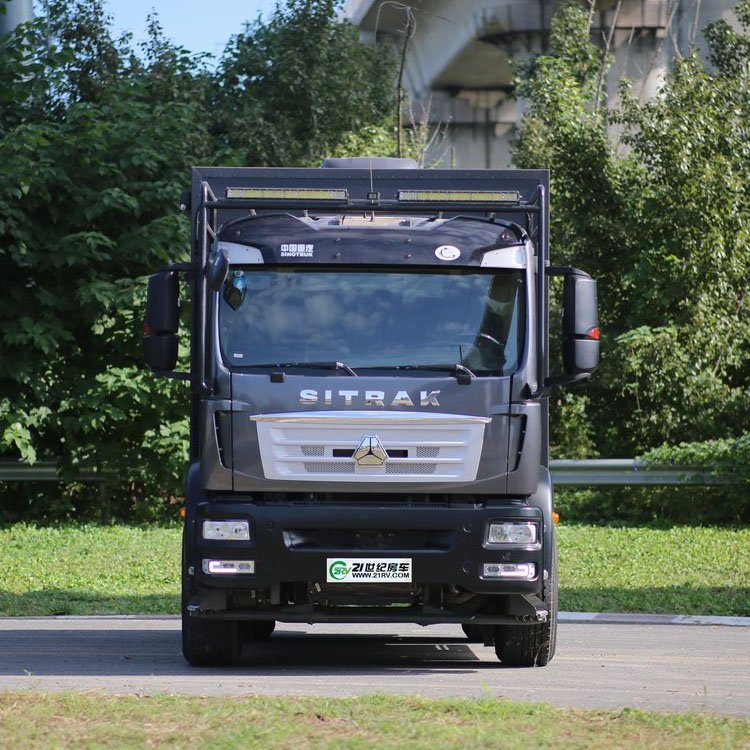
[143,157,599,667]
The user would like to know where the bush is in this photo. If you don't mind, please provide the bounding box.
[555,435,750,525]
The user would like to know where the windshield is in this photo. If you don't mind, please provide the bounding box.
[219,267,526,376]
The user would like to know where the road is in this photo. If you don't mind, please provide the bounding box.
[1,617,748,717]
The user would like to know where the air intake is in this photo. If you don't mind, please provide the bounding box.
[321,157,418,169]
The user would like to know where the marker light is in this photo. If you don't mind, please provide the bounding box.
[202,559,255,575]
[398,189,520,203]
[225,187,348,201]
[485,522,538,547]
[482,562,536,579]
[202,520,250,541]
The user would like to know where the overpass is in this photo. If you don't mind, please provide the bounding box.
[345,0,736,168]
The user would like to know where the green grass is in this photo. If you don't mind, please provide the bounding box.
[0,523,748,616]
[0,693,747,749]
[0,524,181,615]
[557,524,750,616]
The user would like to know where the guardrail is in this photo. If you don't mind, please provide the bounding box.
[0,460,109,483]
[0,458,735,486]
[550,459,732,486]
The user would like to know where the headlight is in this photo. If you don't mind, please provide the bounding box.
[485,521,538,547]
[202,520,250,541]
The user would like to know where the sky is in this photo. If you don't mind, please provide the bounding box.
[101,0,278,59]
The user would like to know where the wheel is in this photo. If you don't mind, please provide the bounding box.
[494,531,558,667]
[181,539,240,667]
[461,624,488,643]
[241,620,276,642]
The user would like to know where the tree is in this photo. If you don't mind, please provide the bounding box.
[514,1,750,463]
[0,0,396,520]
[210,0,395,166]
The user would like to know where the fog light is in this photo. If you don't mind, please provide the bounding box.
[202,559,255,575]
[202,520,250,541]
[486,522,538,546]
[482,562,536,579]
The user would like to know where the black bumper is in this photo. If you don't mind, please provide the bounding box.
[187,501,547,599]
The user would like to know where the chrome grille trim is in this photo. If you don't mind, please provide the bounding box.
[254,411,488,483]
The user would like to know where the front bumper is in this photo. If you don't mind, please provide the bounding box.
[186,500,548,624]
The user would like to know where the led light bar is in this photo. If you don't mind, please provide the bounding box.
[225,187,348,200]
[202,559,255,575]
[482,562,536,580]
[398,189,520,203]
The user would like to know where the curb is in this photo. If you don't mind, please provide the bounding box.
[1,613,749,626]
[558,612,750,627]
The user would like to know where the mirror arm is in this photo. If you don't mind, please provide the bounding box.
[154,261,194,274]
[547,265,591,279]
[152,370,191,381]
[546,372,590,389]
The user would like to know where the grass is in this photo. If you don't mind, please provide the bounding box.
[0,524,181,616]
[0,523,748,616]
[557,524,750,616]
[0,693,747,749]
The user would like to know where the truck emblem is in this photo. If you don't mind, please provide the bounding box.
[435,245,461,261]
[353,435,388,466]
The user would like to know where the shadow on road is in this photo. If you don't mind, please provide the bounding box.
[0,627,505,678]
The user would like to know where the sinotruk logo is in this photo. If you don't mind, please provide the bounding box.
[328,560,351,581]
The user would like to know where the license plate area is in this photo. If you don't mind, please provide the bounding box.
[326,557,412,583]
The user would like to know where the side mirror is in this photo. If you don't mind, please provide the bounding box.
[562,272,599,375]
[547,267,599,386]
[144,271,179,372]
[207,248,229,291]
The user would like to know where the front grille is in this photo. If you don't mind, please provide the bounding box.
[253,411,488,483]
[255,492,485,508]
[385,462,437,475]
[303,461,355,474]
[283,528,455,551]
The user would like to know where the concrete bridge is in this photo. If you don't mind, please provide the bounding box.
[345,0,737,168]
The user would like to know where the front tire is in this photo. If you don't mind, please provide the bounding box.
[494,531,558,667]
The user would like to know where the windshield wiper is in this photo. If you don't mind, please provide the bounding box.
[250,361,358,376]
[372,363,475,385]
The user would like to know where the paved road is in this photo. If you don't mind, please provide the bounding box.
[1,618,748,717]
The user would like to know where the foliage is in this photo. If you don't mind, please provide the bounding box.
[515,2,750,470]
[0,0,396,520]
[210,0,395,166]
[555,484,748,526]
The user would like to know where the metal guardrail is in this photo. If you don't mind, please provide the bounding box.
[550,459,732,486]
[0,458,735,486]
[0,460,109,483]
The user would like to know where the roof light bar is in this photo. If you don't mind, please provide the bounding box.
[398,189,520,203]
[225,187,348,201]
